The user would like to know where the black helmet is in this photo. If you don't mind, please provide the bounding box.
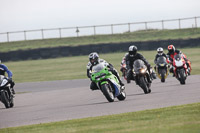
[89,52,99,65]
[128,45,137,57]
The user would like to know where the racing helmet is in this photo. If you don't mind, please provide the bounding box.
[168,45,175,54]
[157,47,163,55]
[89,52,99,65]
[128,45,137,57]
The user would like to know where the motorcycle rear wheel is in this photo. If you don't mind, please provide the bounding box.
[117,90,126,101]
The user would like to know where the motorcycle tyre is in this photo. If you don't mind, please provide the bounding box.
[101,84,114,102]
[117,90,126,101]
[161,69,166,82]
[1,91,10,108]
[139,77,149,94]
[10,96,14,108]
[179,69,186,85]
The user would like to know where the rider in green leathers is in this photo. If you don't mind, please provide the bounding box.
[87,52,124,90]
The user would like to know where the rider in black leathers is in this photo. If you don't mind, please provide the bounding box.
[154,47,167,64]
[87,52,124,90]
[154,47,167,71]
[125,45,153,83]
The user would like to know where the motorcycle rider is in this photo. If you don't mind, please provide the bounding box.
[125,45,155,83]
[154,47,167,64]
[0,60,15,94]
[120,53,128,74]
[87,52,125,91]
[154,47,167,70]
[166,44,191,75]
[120,53,130,83]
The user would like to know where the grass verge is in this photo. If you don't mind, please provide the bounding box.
[1,28,200,52]
[1,103,200,133]
[4,47,200,83]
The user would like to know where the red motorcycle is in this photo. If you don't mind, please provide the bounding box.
[173,54,189,85]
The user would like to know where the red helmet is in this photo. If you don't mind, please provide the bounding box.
[168,45,175,54]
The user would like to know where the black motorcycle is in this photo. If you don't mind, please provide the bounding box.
[133,59,151,94]
[0,75,14,108]
[155,56,169,82]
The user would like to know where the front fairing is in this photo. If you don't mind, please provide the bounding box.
[173,54,185,67]
[156,57,167,68]
[91,63,121,97]
[173,54,188,77]
[133,59,147,75]
[0,75,9,88]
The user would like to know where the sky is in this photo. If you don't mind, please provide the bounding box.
[0,0,200,33]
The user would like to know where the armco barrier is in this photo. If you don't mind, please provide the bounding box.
[1,38,200,62]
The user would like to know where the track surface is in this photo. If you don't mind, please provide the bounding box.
[0,75,200,128]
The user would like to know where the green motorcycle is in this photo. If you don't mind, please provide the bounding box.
[91,63,126,102]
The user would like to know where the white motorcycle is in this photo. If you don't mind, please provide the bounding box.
[0,75,14,108]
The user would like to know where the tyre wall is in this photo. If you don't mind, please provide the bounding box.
[1,38,200,62]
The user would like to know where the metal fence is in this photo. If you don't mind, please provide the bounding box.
[0,16,199,43]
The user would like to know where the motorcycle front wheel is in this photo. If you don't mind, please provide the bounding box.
[161,69,166,82]
[101,84,114,102]
[0,90,10,108]
[139,77,150,94]
[179,69,186,85]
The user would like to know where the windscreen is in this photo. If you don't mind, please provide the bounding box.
[0,75,4,84]
[133,59,145,71]
[174,54,182,60]
[157,56,167,64]
[92,63,105,73]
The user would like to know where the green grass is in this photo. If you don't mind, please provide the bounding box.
[1,103,199,133]
[4,47,200,83]
[1,28,200,52]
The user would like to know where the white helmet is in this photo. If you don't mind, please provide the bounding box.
[157,47,163,55]
[89,52,99,65]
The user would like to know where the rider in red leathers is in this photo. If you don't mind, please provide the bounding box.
[166,45,191,75]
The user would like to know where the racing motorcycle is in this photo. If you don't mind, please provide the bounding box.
[132,59,151,94]
[91,62,126,102]
[0,75,14,108]
[155,56,169,82]
[173,54,188,85]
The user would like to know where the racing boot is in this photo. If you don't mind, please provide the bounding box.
[10,81,16,94]
[118,79,125,90]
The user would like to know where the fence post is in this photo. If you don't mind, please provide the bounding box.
[195,17,197,28]
[76,27,79,37]
[111,24,113,34]
[93,26,96,36]
[24,31,26,41]
[41,29,44,39]
[59,28,62,38]
[145,22,147,30]
[7,32,9,42]
[162,20,164,30]
[179,19,181,29]
[128,23,130,32]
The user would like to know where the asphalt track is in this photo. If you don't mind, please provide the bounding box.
[0,75,200,128]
